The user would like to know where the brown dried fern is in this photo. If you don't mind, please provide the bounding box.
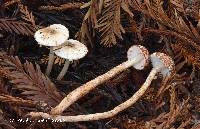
[79,0,133,47]
[76,0,100,47]
[171,42,200,69]
[0,53,63,107]
[0,18,35,36]
[147,87,191,128]
[0,94,35,107]
[38,2,84,11]
[131,0,200,69]
[19,4,36,26]
[142,28,200,69]
[96,0,124,46]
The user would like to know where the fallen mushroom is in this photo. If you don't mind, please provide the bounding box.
[53,39,88,80]
[34,24,69,76]
[29,52,175,122]
[50,45,149,115]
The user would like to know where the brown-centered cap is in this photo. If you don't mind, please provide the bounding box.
[54,39,88,61]
[34,24,69,47]
[150,52,175,77]
[127,45,149,70]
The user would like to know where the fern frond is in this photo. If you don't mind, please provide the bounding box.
[0,18,35,36]
[143,28,200,50]
[128,0,200,40]
[96,0,124,46]
[76,0,103,48]
[0,94,35,107]
[143,28,200,68]
[38,2,84,11]
[0,53,63,106]
[78,0,134,47]
[171,43,200,69]
[19,4,36,26]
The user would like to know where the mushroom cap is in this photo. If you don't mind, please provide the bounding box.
[150,52,175,77]
[34,24,69,46]
[54,39,88,61]
[127,45,149,70]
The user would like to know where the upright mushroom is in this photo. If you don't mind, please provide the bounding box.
[53,39,88,80]
[34,24,69,76]
[29,52,175,122]
[50,45,149,115]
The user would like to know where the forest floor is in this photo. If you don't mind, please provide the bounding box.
[0,0,200,129]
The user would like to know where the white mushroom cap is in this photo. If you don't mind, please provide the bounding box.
[150,52,175,77]
[54,39,88,61]
[127,45,149,70]
[34,24,69,46]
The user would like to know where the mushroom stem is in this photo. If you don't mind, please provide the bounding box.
[57,59,70,80]
[50,58,143,115]
[46,47,55,76]
[29,67,160,122]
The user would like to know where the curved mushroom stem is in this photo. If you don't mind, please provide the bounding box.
[29,67,160,122]
[50,58,143,115]
[46,47,55,76]
[57,59,70,80]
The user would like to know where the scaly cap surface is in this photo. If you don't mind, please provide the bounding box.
[127,45,149,70]
[54,39,88,61]
[34,24,69,46]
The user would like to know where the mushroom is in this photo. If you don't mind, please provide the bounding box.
[53,39,88,80]
[150,52,175,77]
[34,24,69,76]
[29,52,175,122]
[50,45,149,115]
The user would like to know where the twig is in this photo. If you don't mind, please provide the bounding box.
[0,94,35,107]
[38,2,84,11]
